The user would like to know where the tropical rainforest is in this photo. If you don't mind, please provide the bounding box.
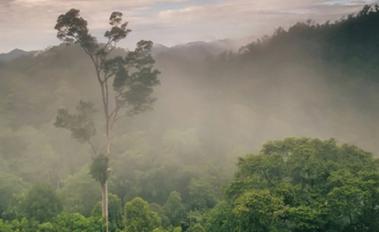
[0,4,379,232]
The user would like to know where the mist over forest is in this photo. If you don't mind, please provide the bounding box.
[0,4,379,232]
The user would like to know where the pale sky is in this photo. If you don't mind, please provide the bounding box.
[0,0,377,52]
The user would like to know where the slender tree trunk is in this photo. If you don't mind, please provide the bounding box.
[92,52,112,232]
[95,67,111,232]
[83,43,114,232]
[101,182,109,232]
[101,182,106,217]
[103,118,111,232]
[104,180,109,232]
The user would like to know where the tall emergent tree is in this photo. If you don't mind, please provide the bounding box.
[53,9,160,232]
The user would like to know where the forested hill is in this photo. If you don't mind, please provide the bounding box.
[239,4,379,82]
[157,5,379,154]
[0,4,379,232]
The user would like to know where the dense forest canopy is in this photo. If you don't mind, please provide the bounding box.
[0,4,379,232]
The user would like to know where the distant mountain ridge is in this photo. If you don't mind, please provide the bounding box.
[0,31,254,66]
[0,49,34,63]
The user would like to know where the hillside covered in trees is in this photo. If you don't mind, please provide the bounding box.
[0,4,379,232]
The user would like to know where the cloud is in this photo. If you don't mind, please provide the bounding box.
[150,0,370,44]
[320,0,378,6]
[0,0,182,51]
[0,0,376,52]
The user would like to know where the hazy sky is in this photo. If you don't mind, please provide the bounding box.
[0,0,377,52]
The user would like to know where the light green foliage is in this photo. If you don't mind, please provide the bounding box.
[183,211,205,232]
[58,167,100,216]
[37,222,54,232]
[0,214,102,232]
[152,228,169,232]
[52,213,103,232]
[187,223,206,232]
[0,219,12,232]
[172,227,182,232]
[8,218,40,232]
[124,197,161,232]
[187,178,217,211]
[163,191,185,226]
[205,201,236,232]
[21,185,62,223]
[325,169,379,231]
[149,203,170,227]
[233,190,285,232]
[0,172,27,218]
[92,194,123,231]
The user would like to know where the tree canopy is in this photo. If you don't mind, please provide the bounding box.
[207,138,379,232]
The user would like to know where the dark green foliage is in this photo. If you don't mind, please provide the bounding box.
[124,197,161,232]
[52,213,103,232]
[54,101,96,144]
[105,12,131,43]
[90,154,109,185]
[208,138,379,232]
[55,9,159,119]
[21,185,62,223]
[55,9,98,54]
[118,40,160,114]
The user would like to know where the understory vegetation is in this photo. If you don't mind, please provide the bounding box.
[0,138,378,232]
